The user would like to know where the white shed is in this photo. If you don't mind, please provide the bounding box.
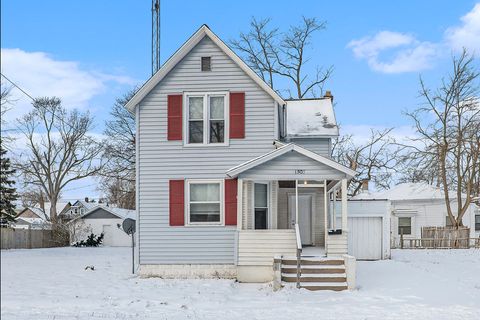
[336,200,391,260]
[70,206,135,247]
[352,183,479,248]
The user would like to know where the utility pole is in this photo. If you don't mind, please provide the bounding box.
[151,0,160,76]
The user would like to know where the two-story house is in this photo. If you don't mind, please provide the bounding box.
[125,25,357,291]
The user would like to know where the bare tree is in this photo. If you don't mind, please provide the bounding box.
[19,188,48,208]
[1,84,17,149]
[100,89,136,209]
[16,97,104,224]
[230,18,278,89]
[232,16,332,98]
[332,128,399,196]
[403,49,480,227]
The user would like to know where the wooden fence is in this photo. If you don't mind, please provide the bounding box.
[0,228,69,249]
[400,226,480,249]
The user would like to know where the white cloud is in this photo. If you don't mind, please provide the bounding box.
[445,3,480,53]
[1,48,135,122]
[348,3,480,73]
[347,31,439,73]
[340,124,419,145]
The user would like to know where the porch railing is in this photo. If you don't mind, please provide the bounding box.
[294,223,302,288]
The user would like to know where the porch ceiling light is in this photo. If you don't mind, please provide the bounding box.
[303,180,308,185]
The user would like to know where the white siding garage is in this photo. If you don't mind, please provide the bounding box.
[348,217,383,260]
[337,200,391,260]
[70,206,135,247]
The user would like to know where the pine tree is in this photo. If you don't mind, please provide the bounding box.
[0,142,18,223]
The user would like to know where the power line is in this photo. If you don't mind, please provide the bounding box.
[1,73,35,101]
[1,72,103,148]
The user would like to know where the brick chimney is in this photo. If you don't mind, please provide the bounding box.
[324,90,333,102]
[361,180,369,192]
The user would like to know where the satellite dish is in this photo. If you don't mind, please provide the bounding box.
[122,218,136,235]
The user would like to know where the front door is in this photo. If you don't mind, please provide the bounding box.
[289,194,313,245]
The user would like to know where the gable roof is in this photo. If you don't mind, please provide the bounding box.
[125,24,285,112]
[71,199,97,210]
[69,205,135,223]
[17,207,49,221]
[226,143,357,178]
[351,182,468,201]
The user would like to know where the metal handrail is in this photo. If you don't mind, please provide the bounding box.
[295,223,302,288]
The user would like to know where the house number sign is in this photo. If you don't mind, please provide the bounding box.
[294,169,306,174]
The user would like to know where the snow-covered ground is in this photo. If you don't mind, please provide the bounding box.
[1,248,479,320]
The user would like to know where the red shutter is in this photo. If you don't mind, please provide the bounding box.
[169,180,184,226]
[225,179,238,225]
[167,95,183,140]
[229,92,245,139]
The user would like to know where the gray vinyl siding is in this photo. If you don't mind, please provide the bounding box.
[137,35,277,264]
[238,152,347,180]
[289,138,331,157]
[83,208,118,219]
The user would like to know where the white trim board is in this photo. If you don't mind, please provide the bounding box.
[125,25,285,112]
[226,143,358,178]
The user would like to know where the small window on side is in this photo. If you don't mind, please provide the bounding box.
[201,57,211,71]
[475,215,480,231]
[398,217,412,235]
[446,216,454,227]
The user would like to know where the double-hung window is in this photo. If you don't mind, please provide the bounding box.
[186,93,228,145]
[187,180,223,225]
[475,215,480,231]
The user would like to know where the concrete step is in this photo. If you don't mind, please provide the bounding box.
[281,259,344,266]
[281,266,345,274]
[301,283,348,291]
[282,275,347,283]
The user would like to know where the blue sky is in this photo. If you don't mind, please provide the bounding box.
[1,0,479,199]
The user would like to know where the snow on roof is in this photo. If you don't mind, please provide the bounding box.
[72,200,97,210]
[81,206,136,220]
[286,98,339,137]
[107,207,136,220]
[29,207,49,220]
[15,217,50,226]
[351,182,465,201]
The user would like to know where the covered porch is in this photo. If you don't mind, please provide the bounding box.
[226,143,356,283]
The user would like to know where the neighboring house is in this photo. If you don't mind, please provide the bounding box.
[69,206,135,247]
[14,207,51,229]
[125,25,359,290]
[352,183,479,247]
[63,199,97,217]
[15,201,71,229]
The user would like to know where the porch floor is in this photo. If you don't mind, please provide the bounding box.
[301,246,326,257]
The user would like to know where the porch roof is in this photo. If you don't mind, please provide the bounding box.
[226,143,357,180]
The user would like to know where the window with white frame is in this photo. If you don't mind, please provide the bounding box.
[398,217,412,235]
[187,180,223,225]
[254,183,268,229]
[186,93,227,145]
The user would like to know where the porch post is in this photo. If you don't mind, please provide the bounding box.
[341,178,348,231]
[324,179,328,246]
[295,179,299,223]
[237,178,243,231]
[332,187,336,229]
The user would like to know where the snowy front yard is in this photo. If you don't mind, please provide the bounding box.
[1,248,479,320]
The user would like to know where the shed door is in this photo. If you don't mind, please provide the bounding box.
[348,217,383,260]
[102,225,113,246]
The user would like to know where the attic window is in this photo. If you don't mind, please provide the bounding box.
[201,57,211,71]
